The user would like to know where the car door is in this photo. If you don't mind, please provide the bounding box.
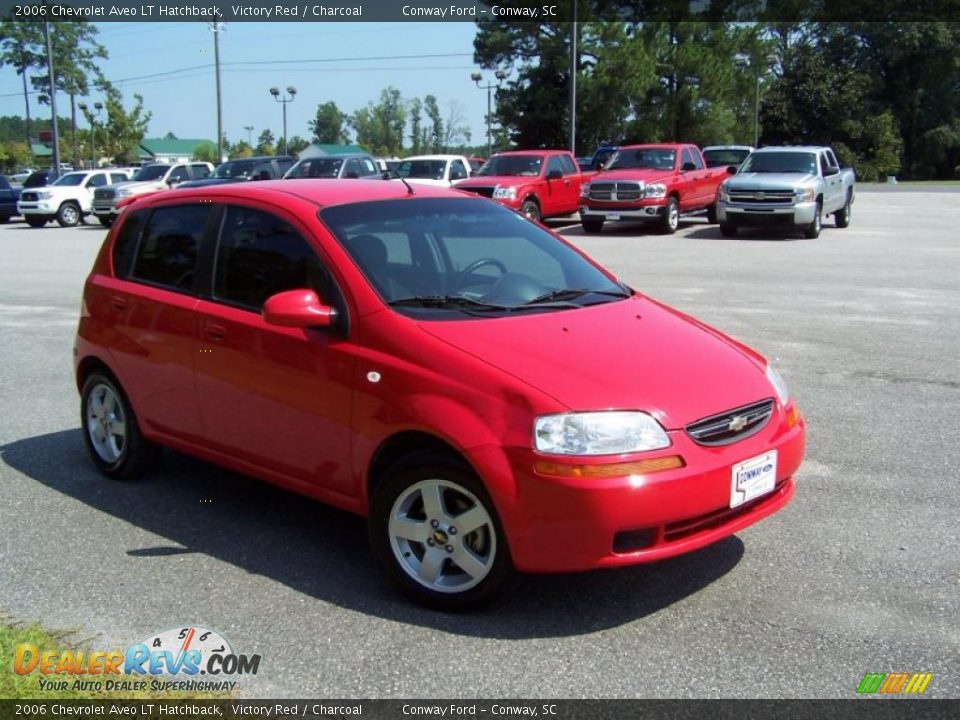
[542,155,569,216]
[83,173,109,209]
[192,203,357,494]
[106,204,212,442]
[557,154,581,213]
[820,151,842,212]
[679,147,705,210]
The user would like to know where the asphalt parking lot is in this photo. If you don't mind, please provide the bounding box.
[1,188,958,698]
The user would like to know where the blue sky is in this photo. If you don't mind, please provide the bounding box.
[0,21,498,149]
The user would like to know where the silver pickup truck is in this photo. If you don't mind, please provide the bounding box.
[717,146,855,238]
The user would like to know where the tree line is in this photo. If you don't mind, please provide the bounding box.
[475,20,960,180]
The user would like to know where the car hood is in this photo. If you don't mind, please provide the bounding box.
[417,295,773,429]
[726,172,817,188]
[592,168,675,184]
[456,175,539,187]
[177,178,239,188]
[400,178,451,187]
[110,180,168,193]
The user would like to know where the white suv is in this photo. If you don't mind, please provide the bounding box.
[18,169,132,228]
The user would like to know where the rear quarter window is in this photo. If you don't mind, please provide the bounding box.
[131,205,213,292]
[112,210,147,279]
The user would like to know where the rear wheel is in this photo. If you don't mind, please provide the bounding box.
[369,457,513,610]
[581,216,604,234]
[835,192,852,228]
[659,196,680,234]
[81,372,159,480]
[719,223,738,237]
[803,201,822,239]
[25,216,48,228]
[520,199,541,223]
[706,203,718,224]
[56,202,80,228]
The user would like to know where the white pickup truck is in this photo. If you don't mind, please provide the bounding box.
[391,154,472,187]
[717,145,856,239]
[92,162,215,227]
[17,169,132,228]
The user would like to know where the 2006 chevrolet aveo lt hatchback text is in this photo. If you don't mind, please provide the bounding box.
[74,180,805,609]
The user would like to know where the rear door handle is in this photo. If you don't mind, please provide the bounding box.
[110,295,128,311]
[204,324,226,341]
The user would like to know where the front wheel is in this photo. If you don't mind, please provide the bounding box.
[56,202,81,227]
[81,372,159,480]
[659,196,679,234]
[706,203,718,224]
[835,193,852,228]
[719,223,738,238]
[581,216,604,234]
[368,458,513,610]
[520,199,541,223]
[803,201,822,239]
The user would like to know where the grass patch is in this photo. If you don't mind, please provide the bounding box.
[0,618,232,700]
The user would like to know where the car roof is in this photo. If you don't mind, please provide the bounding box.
[703,145,754,151]
[138,178,473,210]
[753,145,829,153]
[294,153,370,160]
[400,154,463,161]
[494,150,565,156]
[224,155,295,162]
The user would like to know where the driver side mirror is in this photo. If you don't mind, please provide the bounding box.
[545,169,563,180]
[824,165,840,176]
[167,176,182,186]
[262,289,336,329]
[681,162,697,172]
[726,165,738,175]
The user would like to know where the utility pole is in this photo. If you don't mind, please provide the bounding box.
[569,1,577,154]
[470,71,506,158]
[43,20,61,175]
[270,87,296,155]
[210,21,225,161]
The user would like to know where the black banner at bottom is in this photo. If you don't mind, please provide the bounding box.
[0,700,958,720]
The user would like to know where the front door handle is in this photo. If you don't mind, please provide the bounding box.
[204,324,226,341]
[110,295,128,311]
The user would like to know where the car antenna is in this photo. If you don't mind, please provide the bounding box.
[383,168,415,195]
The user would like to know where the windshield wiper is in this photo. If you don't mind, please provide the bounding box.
[389,295,582,313]
[525,287,631,306]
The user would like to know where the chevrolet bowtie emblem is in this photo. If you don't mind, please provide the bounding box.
[728,415,748,432]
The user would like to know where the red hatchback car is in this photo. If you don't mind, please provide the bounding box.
[75,180,805,609]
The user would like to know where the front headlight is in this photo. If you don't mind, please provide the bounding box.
[794,187,815,203]
[718,184,731,203]
[37,191,54,200]
[493,186,517,200]
[643,183,667,199]
[115,188,131,198]
[580,183,590,198]
[766,364,790,405]
[534,411,671,456]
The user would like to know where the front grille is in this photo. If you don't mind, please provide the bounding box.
[20,191,38,202]
[734,213,796,227]
[728,188,794,205]
[685,398,775,446]
[461,186,496,199]
[663,482,785,542]
[94,188,115,201]
[588,181,643,202]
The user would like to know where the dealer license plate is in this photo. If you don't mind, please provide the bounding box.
[730,450,777,508]
[605,213,621,220]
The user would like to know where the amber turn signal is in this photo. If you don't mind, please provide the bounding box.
[534,455,685,478]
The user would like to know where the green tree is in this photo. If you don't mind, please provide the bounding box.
[424,95,443,153]
[285,135,310,155]
[308,101,349,144]
[442,101,471,151]
[99,87,151,164]
[408,97,423,155]
[350,87,406,156]
[0,21,44,151]
[230,140,254,159]
[256,129,276,155]
[0,140,31,172]
[193,141,218,163]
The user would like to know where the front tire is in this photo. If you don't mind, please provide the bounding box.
[581,216,604,234]
[706,203,718,224]
[803,201,823,239]
[835,192,852,228]
[719,223,738,237]
[659,196,680,234]
[25,216,48,228]
[98,216,115,228]
[81,372,159,480]
[368,457,513,610]
[520,199,541,223]
[56,202,81,227]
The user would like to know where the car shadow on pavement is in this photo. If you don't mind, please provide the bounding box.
[560,221,699,238]
[2,429,744,639]
[682,227,803,241]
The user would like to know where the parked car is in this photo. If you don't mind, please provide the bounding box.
[580,144,620,171]
[9,168,36,185]
[22,169,54,189]
[177,156,296,189]
[454,149,591,223]
[467,156,486,173]
[390,154,473,187]
[283,154,381,180]
[0,175,22,221]
[703,145,754,168]
[17,168,132,227]
[716,145,856,238]
[579,143,733,234]
[73,179,805,609]
[92,162,215,227]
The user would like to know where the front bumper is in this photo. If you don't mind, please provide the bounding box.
[93,200,121,218]
[718,200,817,227]
[579,201,666,223]
[18,201,57,215]
[467,409,805,573]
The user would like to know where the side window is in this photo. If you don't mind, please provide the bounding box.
[110,173,128,184]
[343,159,361,178]
[449,160,467,181]
[546,156,564,176]
[559,154,578,175]
[681,148,702,170]
[360,158,379,176]
[86,174,107,188]
[213,206,333,311]
[112,210,147,279]
[277,159,295,175]
[689,149,704,170]
[168,166,190,183]
[131,205,211,292]
[191,164,211,179]
[826,150,838,169]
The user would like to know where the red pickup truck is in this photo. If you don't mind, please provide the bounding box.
[579,143,732,234]
[454,150,590,223]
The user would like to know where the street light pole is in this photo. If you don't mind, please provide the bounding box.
[269,86,296,155]
[735,53,778,147]
[471,70,506,158]
[244,125,254,146]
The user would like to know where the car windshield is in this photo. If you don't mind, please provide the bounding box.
[396,159,447,180]
[607,148,676,171]
[475,155,542,177]
[214,160,259,179]
[319,197,629,318]
[703,149,751,167]
[286,158,343,179]
[741,152,817,174]
[134,165,169,181]
[52,173,86,186]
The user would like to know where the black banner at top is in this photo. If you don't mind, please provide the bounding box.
[1,0,959,22]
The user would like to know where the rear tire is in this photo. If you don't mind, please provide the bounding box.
[80,372,159,480]
[835,192,852,228]
[659,196,680,234]
[706,204,718,224]
[369,456,514,610]
[719,223,738,237]
[803,201,823,239]
[56,202,81,228]
[25,216,48,228]
[581,217,604,234]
